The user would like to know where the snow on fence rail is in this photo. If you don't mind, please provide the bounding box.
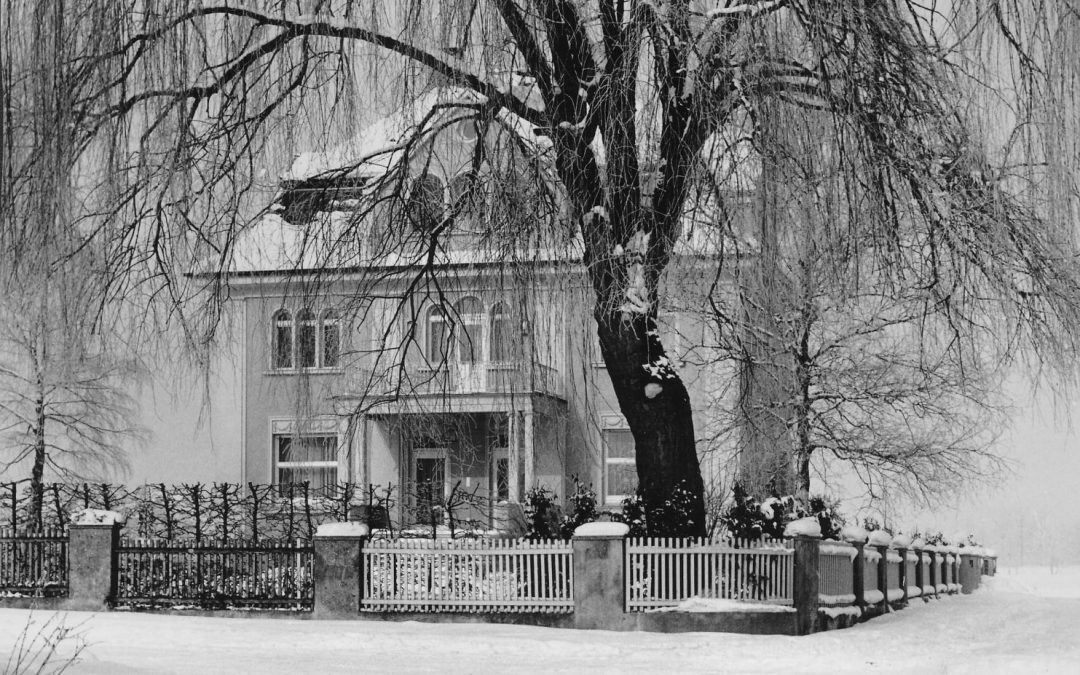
[115,538,313,609]
[0,528,67,597]
[625,537,794,611]
[818,542,856,606]
[361,538,574,613]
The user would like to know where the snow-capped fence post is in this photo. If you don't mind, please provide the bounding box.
[572,522,629,630]
[841,526,870,610]
[876,545,890,612]
[313,522,369,618]
[66,510,123,610]
[958,549,982,594]
[851,542,865,607]
[896,546,909,603]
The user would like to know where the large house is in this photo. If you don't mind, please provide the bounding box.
[162,86,736,529]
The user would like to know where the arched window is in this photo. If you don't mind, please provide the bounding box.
[454,297,483,364]
[427,306,450,362]
[489,302,510,362]
[273,310,293,369]
[407,173,445,231]
[321,309,341,368]
[297,308,317,368]
[449,171,475,210]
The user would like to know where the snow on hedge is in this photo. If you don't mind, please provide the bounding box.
[784,517,821,538]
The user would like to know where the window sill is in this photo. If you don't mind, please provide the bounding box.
[264,367,345,376]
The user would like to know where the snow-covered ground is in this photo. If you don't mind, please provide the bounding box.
[2,566,1078,674]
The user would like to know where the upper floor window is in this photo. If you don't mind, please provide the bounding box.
[455,296,483,363]
[490,302,511,361]
[272,307,341,370]
[321,310,340,368]
[426,306,451,363]
[273,310,294,369]
[407,173,446,232]
[424,298,513,364]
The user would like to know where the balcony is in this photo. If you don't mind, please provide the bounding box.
[411,361,564,399]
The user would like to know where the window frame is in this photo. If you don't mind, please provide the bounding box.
[272,309,294,370]
[407,172,447,232]
[601,424,638,506]
[269,306,344,372]
[273,433,340,488]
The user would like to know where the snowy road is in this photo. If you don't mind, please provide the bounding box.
[2,567,1077,674]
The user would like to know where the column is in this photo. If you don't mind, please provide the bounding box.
[572,522,629,630]
[523,410,535,492]
[66,521,121,611]
[507,411,520,502]
[793,536,820,635]
[313,523,368,618]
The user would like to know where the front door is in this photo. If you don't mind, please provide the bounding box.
[413,448,448,525]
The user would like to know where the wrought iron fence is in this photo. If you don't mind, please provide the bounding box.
[115,538,313,610]
[0,527,68,597]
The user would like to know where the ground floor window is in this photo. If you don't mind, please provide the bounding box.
[602,428,637,505]
[275,434,338,489]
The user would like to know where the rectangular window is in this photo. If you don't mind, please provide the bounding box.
[274,323,293,369]
[275,435,338,489]
[322,322,340,367]
[298,319,317,368]
[603,428,637,505]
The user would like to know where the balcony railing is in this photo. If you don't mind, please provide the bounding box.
[411,361,564,398]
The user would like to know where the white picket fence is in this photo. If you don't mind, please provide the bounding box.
[625,536,794,611]
[360,538,573,613]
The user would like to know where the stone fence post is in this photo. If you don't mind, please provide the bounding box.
[572,522,629,630]
[896,547,908,603]
[958,551,982,594]
[792,536,820,635]
[876,545,890,612]
[313,522,369,618]
[851,542,865,608]
[66,519,122,610]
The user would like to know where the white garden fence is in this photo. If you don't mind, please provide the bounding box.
[360,538,573,613]
[625,537,794,611]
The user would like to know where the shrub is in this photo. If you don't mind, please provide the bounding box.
[558,478,599,540]
[522,486,561,540]
[719,484,796,540]
[807,495,845,540]
[611,490,647,537]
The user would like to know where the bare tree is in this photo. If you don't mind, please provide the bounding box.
[0,1,146,526]
[5,1,1080,535]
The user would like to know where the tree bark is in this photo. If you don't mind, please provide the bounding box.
[595,309,706,537]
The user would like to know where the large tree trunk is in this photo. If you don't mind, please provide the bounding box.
[595,309,707,537]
